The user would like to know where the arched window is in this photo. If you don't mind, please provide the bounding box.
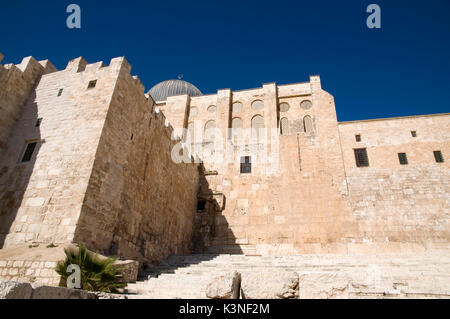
[279,103,290,112]
[207,105,216,113]
[231,117,243,140]
[232,102,242,113]
[303,115,313,134]
[251,115,265,139]
[301,100,312,110]
[280,117,289,135]
[251,100,264,111]
[204,120,216,142]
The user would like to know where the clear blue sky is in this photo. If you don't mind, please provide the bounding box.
[1,0,449,121]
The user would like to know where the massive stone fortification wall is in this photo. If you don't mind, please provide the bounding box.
[0,57,122,248]
[338,114,450,252]
[160,77,449,255]
[0,55,56,156]
[201,78,359,255]
[1,52,448,264]
[73,58,200,264]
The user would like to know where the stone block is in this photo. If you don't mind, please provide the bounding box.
[298,272,350,299]
[240,272,299,299]
[31,285,98,299]
[206,271,241,299]
[0,280,33,299]
[115,260,139,283]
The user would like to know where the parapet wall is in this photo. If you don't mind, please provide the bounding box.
[0,56,125,248]
[0,55,56,156]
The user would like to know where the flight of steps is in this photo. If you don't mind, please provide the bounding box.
[124,251,450,299]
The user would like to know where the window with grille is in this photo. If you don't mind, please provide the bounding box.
[88,80,97,89]
[434,151,444,163]
[354,148,369,167]
[355,134,361,142]
[57,88,63,97]
[398,153,408,165]
[240,156,251,174]
[411,131,417,137]
[21,141,37,163]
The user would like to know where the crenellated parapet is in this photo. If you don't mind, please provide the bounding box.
[0,54,57,156]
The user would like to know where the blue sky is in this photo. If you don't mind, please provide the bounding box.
[1,0,449,121]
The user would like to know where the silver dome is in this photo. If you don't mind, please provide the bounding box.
[148,79,202,101]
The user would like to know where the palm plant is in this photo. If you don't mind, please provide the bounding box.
[56,243,126,293]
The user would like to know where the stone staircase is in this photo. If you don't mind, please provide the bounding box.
[124,251,450,299]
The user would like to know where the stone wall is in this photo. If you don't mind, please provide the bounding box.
[0,55,56,157]
[0,57,121,248]
[165,78,450,255]
[1,53,448,264]
[0,245,64,286]
[338,114,450,251]
[73,58,200,264]
[182,78,358,254]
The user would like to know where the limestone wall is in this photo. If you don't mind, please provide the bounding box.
[0,57,121,248]
[0,55,56,156]
[73,59,200,264]
[181,79,450,255]
[1,53,448,261]
[206,79,359,254]
[338,114,450,251]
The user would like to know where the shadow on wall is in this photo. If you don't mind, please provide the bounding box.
[137,163,242,279]
[0,86,42,248]
[193,164,242,255]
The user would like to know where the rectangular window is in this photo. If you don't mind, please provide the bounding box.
[35,118,42,127]
[411,131,417,137]
[434,151,444,163]
[355,134,361,142]
[398,153,408,165]
[240,156,251,174]
[57,88,63,97]
[88,80,97,89]
[354,148,369,167]
[197,200,206,211]
[21,141,37,163]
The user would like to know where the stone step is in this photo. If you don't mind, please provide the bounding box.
[125,252,450,299]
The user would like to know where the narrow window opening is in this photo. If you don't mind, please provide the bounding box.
[197,200,206,211]
[240,156,252,174]
[35,118,42,127]
[354,148,369,167]
[57,88,63,97]
[398,153,408,165]
[411,131,417,137]
[21,141,37,163]
[355,134,361,142]
[434,151,444,163]
[131,134,134,141]
[88,80,97,89]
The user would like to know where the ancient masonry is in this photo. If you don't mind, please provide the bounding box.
[0,54,449,288]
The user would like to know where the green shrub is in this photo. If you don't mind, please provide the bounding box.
[55,244,126,293]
